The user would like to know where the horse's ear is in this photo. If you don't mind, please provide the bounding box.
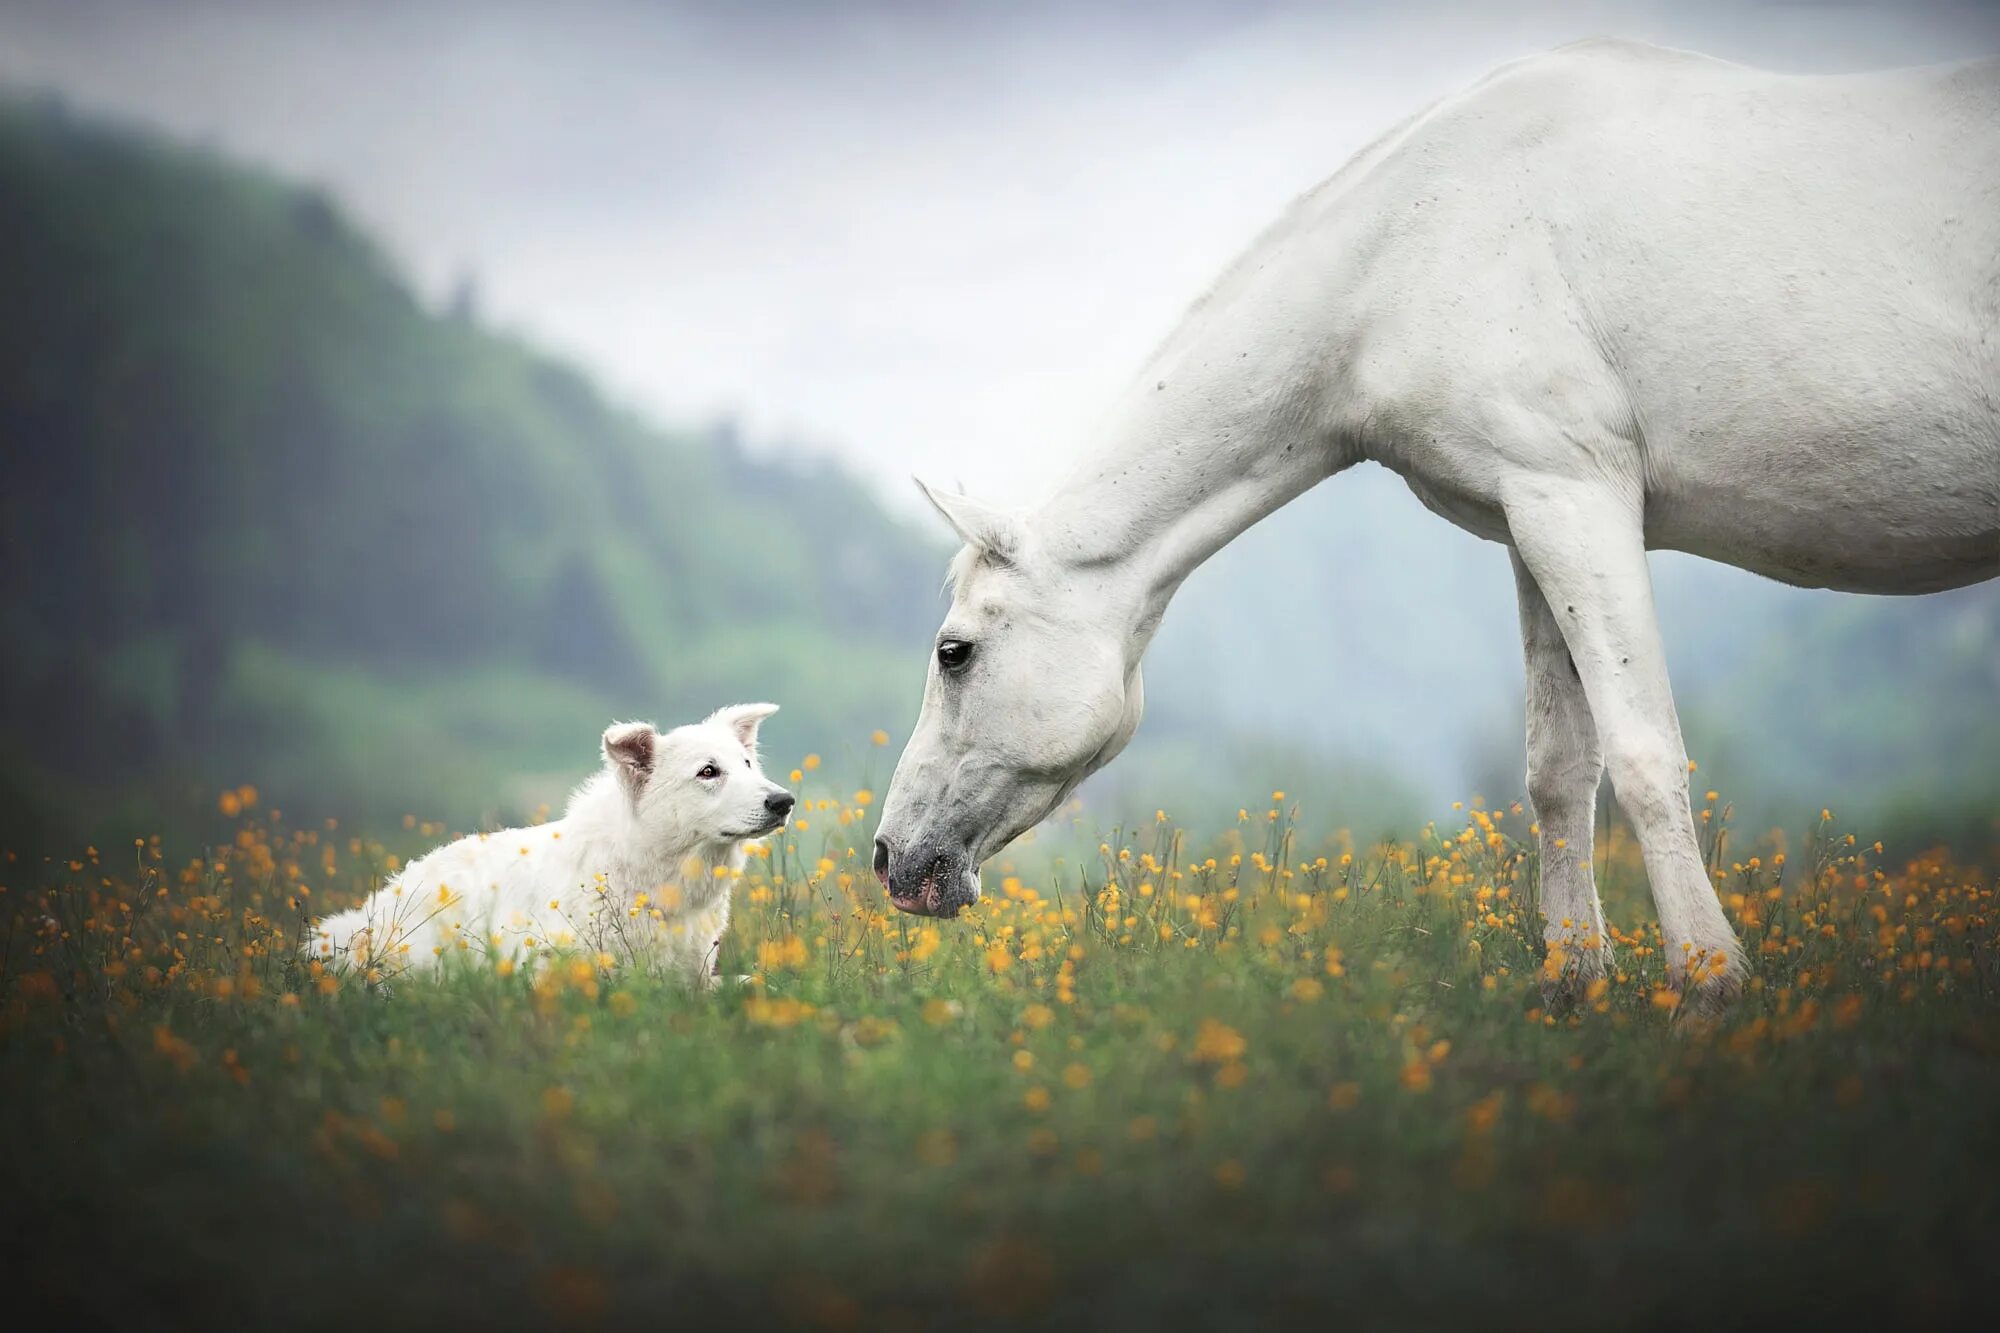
[914,476,1022,562]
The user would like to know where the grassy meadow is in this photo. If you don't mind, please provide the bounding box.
[7,63,2000,1333]
[4,739,1998,1331]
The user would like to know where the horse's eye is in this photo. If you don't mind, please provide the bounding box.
[696,763,721,780]
[936,639,974,672]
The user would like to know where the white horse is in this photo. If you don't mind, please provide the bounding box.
[873,40,1999,1009]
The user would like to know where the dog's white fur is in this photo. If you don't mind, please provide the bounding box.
[307,704,792,984]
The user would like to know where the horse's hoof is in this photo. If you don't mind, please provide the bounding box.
[1539,943,1614,1013]
[1654,946,1746,1031]
[1677,965,1744,1022]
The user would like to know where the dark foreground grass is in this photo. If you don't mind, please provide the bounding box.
[4,774,1997,1331]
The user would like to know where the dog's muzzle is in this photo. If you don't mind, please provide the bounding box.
[727,791,797,839]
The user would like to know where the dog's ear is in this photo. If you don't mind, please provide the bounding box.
[707,702,779,757]
[602,721,657,795]
[914,476,1022,563]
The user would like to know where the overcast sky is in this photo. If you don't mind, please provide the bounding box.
[3,0,1995,506]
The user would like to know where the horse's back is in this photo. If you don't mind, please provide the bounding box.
[1343,41,1999,591]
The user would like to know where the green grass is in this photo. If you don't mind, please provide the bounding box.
[4,772,1997,1332]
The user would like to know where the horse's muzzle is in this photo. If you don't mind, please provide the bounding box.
[874,837,980,918]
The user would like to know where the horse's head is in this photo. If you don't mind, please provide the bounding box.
[875,479,1144,917]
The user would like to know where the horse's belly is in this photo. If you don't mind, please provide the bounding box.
[1645,467,1999,594]
[1392,433,1998,593]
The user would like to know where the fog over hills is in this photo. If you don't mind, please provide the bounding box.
[1,1,1993,851]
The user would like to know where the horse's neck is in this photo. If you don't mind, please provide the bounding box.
[1033,340,1355,645]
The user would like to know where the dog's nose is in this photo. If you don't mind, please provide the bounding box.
[765,791,796,818]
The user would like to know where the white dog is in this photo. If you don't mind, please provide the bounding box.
[307,704,793,984]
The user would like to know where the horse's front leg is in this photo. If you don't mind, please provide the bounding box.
[1511,551,1612,1003]
[1505,478,1744,1015]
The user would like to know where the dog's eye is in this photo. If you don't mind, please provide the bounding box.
[696,763,721,780]
[936,639,974,672]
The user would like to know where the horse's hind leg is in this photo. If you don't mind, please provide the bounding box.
[1504,477,1744,1015]
[1512,551,1612,1004]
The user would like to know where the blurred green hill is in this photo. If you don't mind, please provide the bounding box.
[1658,569,1999,851]
[0,95,946,852]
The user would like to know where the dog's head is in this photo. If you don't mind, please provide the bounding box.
[601,704,794,849]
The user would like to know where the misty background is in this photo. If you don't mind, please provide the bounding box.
[1,0,1995,857]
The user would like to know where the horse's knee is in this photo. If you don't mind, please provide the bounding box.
[1526,753,1600,825]
[1603,736,1687,829]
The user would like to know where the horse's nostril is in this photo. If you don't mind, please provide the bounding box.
[766,791,795,816]
[872,838,891,883]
